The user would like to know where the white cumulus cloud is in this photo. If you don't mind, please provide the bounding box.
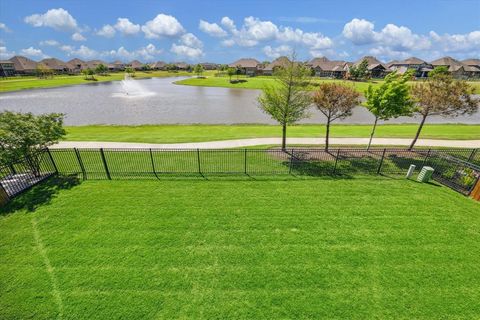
[105,44,162,61]
[20,46,49,58]
[429,30,480,54]
[170,44,204,59]
[24,8,78,31]
[114,18,140,36]
[180,33,203,48]
[96,24,116,38]
[142,14,185,39]
[0,46,15,59]
[72,32,86,41]
[40,39,60,46]
[0,22,11,32]
[199,20,227,37]
[263,45,292,59]
[342,18,377,45]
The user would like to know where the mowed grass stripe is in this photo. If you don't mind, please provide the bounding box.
[1,178,479,319]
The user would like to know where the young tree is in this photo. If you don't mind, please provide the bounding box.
[0,111,65,174]
[257,58,312,150]
[428,66,449,77]
[313,83,360,151]
[364,71,415,149]
[141,64,152,72]
[409,73,479,149]
[95,63,108,75]
[227,67,236,82]
[36,63,53,79]
[125,67,135,76]
[193,64,204,77]
[348,59,369,81]
[82,68,95,80]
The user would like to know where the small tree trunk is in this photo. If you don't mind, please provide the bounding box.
[325,120,330,151]
[409,114,428,150]
[282,124,287,151]
[367,116,378,151]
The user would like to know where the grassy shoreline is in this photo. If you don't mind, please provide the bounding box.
[0,71,209,93]
[175,76,480,94]
[64,124,480,143]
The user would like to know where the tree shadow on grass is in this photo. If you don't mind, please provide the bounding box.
[0,175,81,215]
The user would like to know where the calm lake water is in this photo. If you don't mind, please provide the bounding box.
[0,77,478,125]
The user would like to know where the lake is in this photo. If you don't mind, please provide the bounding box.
[0,76,478,125]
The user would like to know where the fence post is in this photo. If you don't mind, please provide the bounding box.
[197,148,202,175]
[333,149,340,174]
[377,148,386,174]
[74,148,87,180]
[244,149,247,174]
[288,149,295,174]
[421,148,431,168]
[100,148,111,180]
[46,148,58,174]
[468,149,477,163]
[149,148,159,179]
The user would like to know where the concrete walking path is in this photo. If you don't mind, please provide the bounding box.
[52,137,480,149]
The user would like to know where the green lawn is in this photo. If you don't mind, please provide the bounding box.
[1,177,479,319]
[175,76,480,94]
[64,124,480,143]
[0,71,213,92]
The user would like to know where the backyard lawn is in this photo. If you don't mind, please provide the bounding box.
[1,177,479,319]
[64,124,480,143]
[175,76,480,94]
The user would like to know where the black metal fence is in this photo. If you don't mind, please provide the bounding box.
[1,148,479,202]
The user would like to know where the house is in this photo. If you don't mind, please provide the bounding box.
[461,59,480,78]
[0,60,16,77]
[150,61,167,70]
[8,55,38,75]
[430,56,466,78]
[66,58,88,73]
[388,57,432,78]
[229,58,261,76]
[39,58,70,73]
[353,56,388,78]
[174,62,189,70]
[86,60,107,70]
[129,60,144,70]
[308,57,349,78]
[199,62,218,70]
[109,60,129,71]
[262,56,291,75]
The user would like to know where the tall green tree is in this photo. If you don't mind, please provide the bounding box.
[82,68,95,80]
[193,64,204,77]
[0,111,65,174]
[125,67,135,76]
[258,58,312,150]
[409,73,479,149]
[95,63,108,75]
[364,71,415,149]
[227,67,236,82]
[348,59,369,81]
[313,83,360,151]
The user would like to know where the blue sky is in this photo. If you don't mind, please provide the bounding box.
[0,0,479,63]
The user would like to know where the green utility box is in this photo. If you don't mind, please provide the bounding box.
[417,166,435,183]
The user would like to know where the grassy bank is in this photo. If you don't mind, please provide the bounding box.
[64,124,480,143]
[0,71,212,92]
[175,76,480,94]
[1,178,479,319]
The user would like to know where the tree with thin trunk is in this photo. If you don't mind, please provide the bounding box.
[313,83,360,151]
[364,71,415,150]
[227,67,236,82]
[257,55,312,150]
[409,73,479,149]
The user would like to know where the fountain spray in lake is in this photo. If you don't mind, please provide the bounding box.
[113,73,155,98]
